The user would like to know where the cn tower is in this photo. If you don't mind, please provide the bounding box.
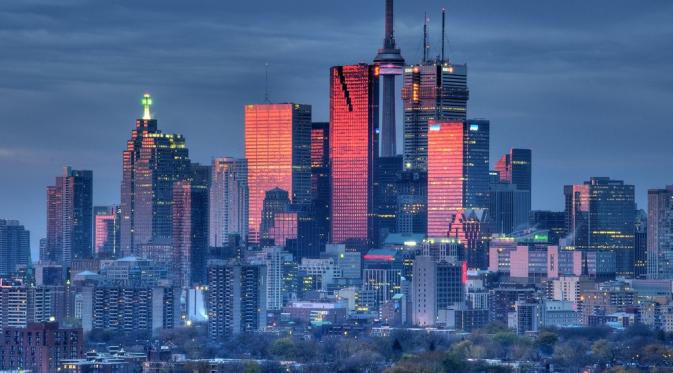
[373,0,405,157]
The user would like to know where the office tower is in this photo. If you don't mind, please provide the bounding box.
[374,155,403,244]
[207,260,267,340]
[311,122,331,248]
[259,188,291,243]
[93,206,120,258]
[0,322,83,373]
[426,120,490,237]
[260,246,295,311]
[0,220,30,276]
[564,177,636,276]
[401,62,469,172]
[172,177,209,287]
[529,210,567,245]
[647,186,673,279]
[210,157,248,247]
[373,0,404,157]
[46,167,93,265]
[121,94,190,256]
[634,209,647,278]
[489,180,531,234]
[495,148,532,193]
[396,170,427,235]
[329,64,379,248]
[244,103,311,244]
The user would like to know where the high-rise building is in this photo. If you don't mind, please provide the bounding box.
[411,254,466,327]
[244,103,311,244]
[647,186,673,279]
[373,0,404,157]
[172,175,209,287]
[94,206,120,258]
[120,94,190,256]
[374,155,403,245]
[634,209,647,279]
[0,220,30,276]
[311,122,331,249]
[260,188,291,243]
[529,210,567,245]
[209,157,248,247]
[564,177,636,276]
[489,178,531,235]
[401,62,469,172]
[207,260,267,340]
[396,170,427,235]
[46,167,93,265]
[426,120,489,237]
[329,64,379,248]
[495,148,532,194]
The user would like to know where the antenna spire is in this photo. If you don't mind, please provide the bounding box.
[441,8,446,62]
[264,62,271,104]
[423,13,429,63]
[141,93,153,120]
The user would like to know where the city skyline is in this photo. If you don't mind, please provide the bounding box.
[1,0,672,253]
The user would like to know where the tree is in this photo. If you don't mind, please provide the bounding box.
[591,339,614,364]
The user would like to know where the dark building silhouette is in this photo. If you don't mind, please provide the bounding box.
[529,210,567,245]
[46,167,93,265]
[0,220,30,276]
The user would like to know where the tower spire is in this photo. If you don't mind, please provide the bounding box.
[423,13,429,63]
[141,93,153,120]
[441,8,446,62]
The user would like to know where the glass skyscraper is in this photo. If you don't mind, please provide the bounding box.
[46,167,93,265]
[401,62,469,172]
[244,103,311,244]
[647,185,673,279]
[564,177,636,276]
[120,94,191,256]
[329,64,379,249]
[209,157,248,247]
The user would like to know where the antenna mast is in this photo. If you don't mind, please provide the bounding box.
[441,8,446,62]
[264,62,271,103]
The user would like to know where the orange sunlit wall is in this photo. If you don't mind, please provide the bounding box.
[329,64,379,246]
[427,121,464,237]
[245,104,311,244]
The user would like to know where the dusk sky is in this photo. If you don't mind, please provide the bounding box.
[1,0,672,253]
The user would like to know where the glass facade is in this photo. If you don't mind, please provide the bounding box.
[209,157,248,247]
[120,99,191,256]
[401,62,469,172]
[564,177,636,276]
[329,64,379,247]
[647,186,673,279]
[244,104,311,244]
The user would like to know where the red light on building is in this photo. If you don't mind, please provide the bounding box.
[329,64,379,248]
[244,104,311,244]
[427,121,464,237]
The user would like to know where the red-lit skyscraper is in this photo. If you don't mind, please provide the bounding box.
[329,64,379,248]
[244,104,311,244]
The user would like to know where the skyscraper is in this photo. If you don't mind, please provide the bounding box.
[495,149,532,193]
[373,0,404,157]
[172,167,209,287]
[329,64,379,248]
[120,94,191,256]
[209,157,248,247]
[647,186,673,279]
[46,167,93,265]
[310,122,330,248]
[564,177,636,276]
[0,220,30,276]
[374,155,403,245]
[244,103,311,244]
[529,210,567,245]
[401,62,469,172]
[426,120,490,237]
[93,206,120,258]
[260,188,291,243]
